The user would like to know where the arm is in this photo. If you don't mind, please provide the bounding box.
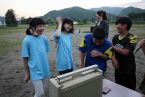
[112,35,137,56]
[23,57,30,83]
[80,52,85,67]
[111,35,129,56]
[79,37,87,68]
[111,54,119,69]
[91,50,109,60]
[55,17,63,37]
[22,38,31,83]
[141,46,145,55]
[100,53,108,59]
[91,42,113,60]
[140,39,145,55]
[112,46,130,56]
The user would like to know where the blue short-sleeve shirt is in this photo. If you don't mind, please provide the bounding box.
[22,35,51,80]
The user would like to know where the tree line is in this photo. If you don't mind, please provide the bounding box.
[4,9,145,27]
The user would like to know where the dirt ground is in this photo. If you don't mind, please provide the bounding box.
[0,25,145,97]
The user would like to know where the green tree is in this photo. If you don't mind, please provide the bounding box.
[5,9,17,27]
[20,16,26,24]
[20,17,32,24]
[46,17,55,25]
[128,12,145,21]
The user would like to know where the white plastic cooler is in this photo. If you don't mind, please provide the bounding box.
[49,65,103,97]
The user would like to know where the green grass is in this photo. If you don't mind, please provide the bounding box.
[0,24,145,53]
[0,25,55,53]
[130,24,145,39]
[0,40,22,53]
[0,26,25,53]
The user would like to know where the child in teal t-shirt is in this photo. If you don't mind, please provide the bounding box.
[22,18,51,97]
[53,17,74,75]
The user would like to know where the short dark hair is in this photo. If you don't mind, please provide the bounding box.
[61,18,74,33]
[93,27,106,40]
[116,17,132,31]
[26,18,45,35]
[97,10,107,20]
[29,17,45,28]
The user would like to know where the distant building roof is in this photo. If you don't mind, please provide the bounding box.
[0,16,5,21]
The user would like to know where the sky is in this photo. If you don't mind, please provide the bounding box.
[0,0,143,18]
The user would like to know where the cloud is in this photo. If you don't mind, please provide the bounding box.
[0,0,143,18]
[118,0,145,9]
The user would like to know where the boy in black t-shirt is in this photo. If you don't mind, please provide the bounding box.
[111,17,137,90]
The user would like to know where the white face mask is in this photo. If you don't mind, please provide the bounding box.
[30,28,41,37]
[33,31,39,37]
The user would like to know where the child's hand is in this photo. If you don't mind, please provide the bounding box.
[56,17,63,24]
[24,73,30,83]
[112,45,116,50]
[139,39,145,48]
[111,56,119,69]
[91,50,102,58]
[78,64,84,68]
[30,29,34,34]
